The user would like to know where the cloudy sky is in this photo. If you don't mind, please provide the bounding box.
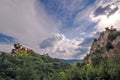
[0,0,120,59]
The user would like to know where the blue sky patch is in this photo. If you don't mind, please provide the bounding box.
[39,0,96,28]
[0,33,16,44]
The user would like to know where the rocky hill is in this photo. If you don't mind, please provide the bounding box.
[0,44,70,80]
[84,26,120,64]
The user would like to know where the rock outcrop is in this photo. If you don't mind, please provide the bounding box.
[84,26,120,64]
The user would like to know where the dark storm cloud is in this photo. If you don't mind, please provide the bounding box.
[94,3,118,17]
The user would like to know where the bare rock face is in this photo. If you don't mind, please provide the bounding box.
[90,30,110,54]
[112,36,120,46]
[85,26,120,64]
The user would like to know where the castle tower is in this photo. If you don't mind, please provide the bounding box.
[111,26,113,30]
[105,27,109,31]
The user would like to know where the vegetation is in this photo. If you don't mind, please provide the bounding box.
[0,48,120,80]
[0,28,120,80]
[108,30,120,41]
[0,51,70,80]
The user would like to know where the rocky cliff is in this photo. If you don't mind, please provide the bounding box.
[84,26,120,64]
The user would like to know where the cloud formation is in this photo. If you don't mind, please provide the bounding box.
[93,3,118,17]
[39,0,96,27]
[0,0,94,59]
[39,33,85,59]
[0,0,60,51]
[0,44,13,53]
[0,0,120,60]
[91,1,120,30]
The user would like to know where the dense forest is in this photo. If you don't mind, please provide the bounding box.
[0,27,120,80]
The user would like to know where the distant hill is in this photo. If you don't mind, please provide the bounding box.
[60,59,83,63]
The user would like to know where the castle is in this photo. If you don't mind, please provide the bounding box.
[105,26,116,31]
[11,43,30,54]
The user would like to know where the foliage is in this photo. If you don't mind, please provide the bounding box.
[108,31,120,41]
[0,43,120,80]
[0,51,70,80]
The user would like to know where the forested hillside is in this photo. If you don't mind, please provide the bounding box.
[0,27,120,80]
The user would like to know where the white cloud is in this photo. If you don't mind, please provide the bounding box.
[0,43,13,53]
[0,0,60,52]
[90,1,120,31]
[39,33,86,59]
[1,0,119,60]
[64,0,120,60]
[0,0,88,60]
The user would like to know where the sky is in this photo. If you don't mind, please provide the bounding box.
[0,0,120,60]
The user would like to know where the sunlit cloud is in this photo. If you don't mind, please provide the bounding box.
[39,33,84,59]
[91,1,120,31]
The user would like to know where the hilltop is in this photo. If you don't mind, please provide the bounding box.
[0,43,70,80]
